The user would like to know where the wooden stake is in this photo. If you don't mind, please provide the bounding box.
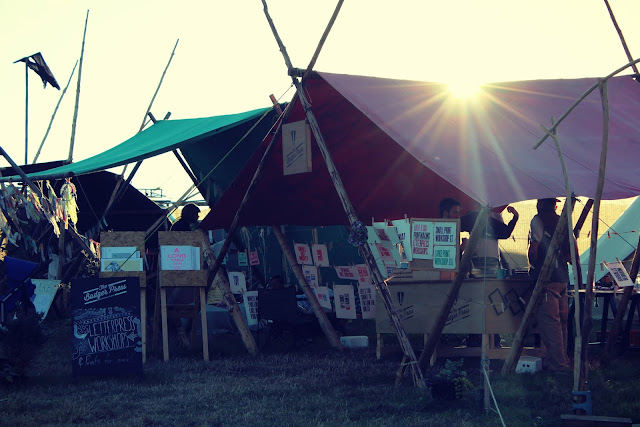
[271,225,342,350]
[198,229,258,355]
[502,200,572,374]
[68,10,89,163]
[32,61,78,164]
[603,0,639,75]
[533,57,640,149]
[418,207,489,372]
[262,0,425,386]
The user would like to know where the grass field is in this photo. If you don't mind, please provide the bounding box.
[1,317,639,426]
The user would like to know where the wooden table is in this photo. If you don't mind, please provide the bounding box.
[375,276,543,360]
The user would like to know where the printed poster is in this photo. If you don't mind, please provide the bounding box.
[375,243,396,265]
[433,246,457,270]
[355,264,372,284]
[243,291,259,326]
[335,266,357,280]
[314,286,332,310]
[334,284,357,319]
[374,222,402,266]
[282,120,312,175]
[303,265,319,288]
[237,251,248,267]
[227,271,247,294]
[604,260,633,287]
[411,221,433,259]
[312,244,330,267]
[358,284,376,319]
[366,226,381,243]
[433,221,457,245]
[249,251,260,266]
[294,243,313,265]
[391,219,413,261]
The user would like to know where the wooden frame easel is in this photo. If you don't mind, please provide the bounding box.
[99,231,148,363]
[157,231,209,362]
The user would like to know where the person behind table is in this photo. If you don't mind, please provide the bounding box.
[528,197,571,372]
[461,206,519,273]
[171,203,200,231]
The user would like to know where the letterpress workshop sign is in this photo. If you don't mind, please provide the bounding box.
[604,260,633,287]
[71,277,142,378]
[282,120,312,175]
[411,221,433,259]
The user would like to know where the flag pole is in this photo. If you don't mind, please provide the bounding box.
[25,60,29,165]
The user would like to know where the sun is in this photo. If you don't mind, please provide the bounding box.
[447,80,483,98]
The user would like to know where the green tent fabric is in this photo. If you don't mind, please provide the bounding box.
[0,107,272,181]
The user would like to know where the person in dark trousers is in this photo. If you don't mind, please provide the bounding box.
[528,198,571,372]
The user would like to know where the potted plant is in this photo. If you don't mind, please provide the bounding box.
[430,359,474,400]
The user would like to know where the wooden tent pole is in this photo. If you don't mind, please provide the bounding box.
[271,225,343,350]
[198,229,258,355]
[603,0,639,75]
[576,80,609,390]
[417,207,489,371]
[502,200,572,374]
[32,61,78,164]
[533,57,640,149]
[302,0,344,80]
[541,120,585,390]
[574,199,594,238]
[262,0,425,387]
[68,10,89,163]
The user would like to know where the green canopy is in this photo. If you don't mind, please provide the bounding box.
[1,107,271,181]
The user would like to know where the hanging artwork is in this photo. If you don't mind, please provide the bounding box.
[411,220,433,259]
[294,243,313,265]
[243,291,259,326]
[358,284,376,319]
[302,265,319,287]
[312,243,330,266]
[227,271,247,294]
[334,284,357,319]
[313,286,332,310]
[391,218,413,261]
[282,120,312,175]
[354,264,372,284]
[335,266,357,280]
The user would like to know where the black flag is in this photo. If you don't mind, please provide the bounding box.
[14,52,60,90]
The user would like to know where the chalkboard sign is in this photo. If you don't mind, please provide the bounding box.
[71,277,143,378]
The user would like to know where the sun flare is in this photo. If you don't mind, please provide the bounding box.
[447,80,483,98]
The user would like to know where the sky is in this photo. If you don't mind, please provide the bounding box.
[1,0,639,201]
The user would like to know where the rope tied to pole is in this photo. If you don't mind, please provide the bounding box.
[348,220,368,247]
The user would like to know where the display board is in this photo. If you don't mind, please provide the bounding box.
[408,218,460,272]
[71,277,143,378]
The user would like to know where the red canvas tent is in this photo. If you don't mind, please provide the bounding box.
[201,71,640,229]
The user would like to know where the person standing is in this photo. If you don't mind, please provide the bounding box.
[171,203,201,231]
[528,198,571,371]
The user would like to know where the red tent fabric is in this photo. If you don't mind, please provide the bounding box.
[201,71,640,228]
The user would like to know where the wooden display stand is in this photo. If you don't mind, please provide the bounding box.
[156,231,209,362]
[99,231,148,363]
[375,278,543,360]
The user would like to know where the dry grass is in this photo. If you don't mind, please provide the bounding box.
[0,318,638,426]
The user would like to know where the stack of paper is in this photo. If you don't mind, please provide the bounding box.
[100,246,143,272]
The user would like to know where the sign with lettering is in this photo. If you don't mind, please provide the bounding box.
[243,291,259,326]
[375,243,396,265]
[160,245,200,270]
[355,264,372,284]
[314,286,332,310]
[411,221,433,259]
[311,244,330,267]
[335,266,357,280]
[238,251,248,266]
[302,265,319,287]
[604,260,633,287]
[334,284,357,319]
[71,277,142,378]
[433,246,457,270]
[294,243,313,265]
[433,222,457,245]
[228,271,247,294]
[249,251,260,266]
[358,284,376,319]
[282,120,312,175]
[391,219,413,261]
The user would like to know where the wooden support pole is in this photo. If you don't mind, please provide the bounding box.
[198,229,258,355]
[603,0,639,75]
[577,80,609,389]
[271,225,343,350]
[68,10,89,163]
[418,207,489,372]
[263,0,425,386]
[502,201,572,374]
[32,61,78,164]
[533,57,640,149]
